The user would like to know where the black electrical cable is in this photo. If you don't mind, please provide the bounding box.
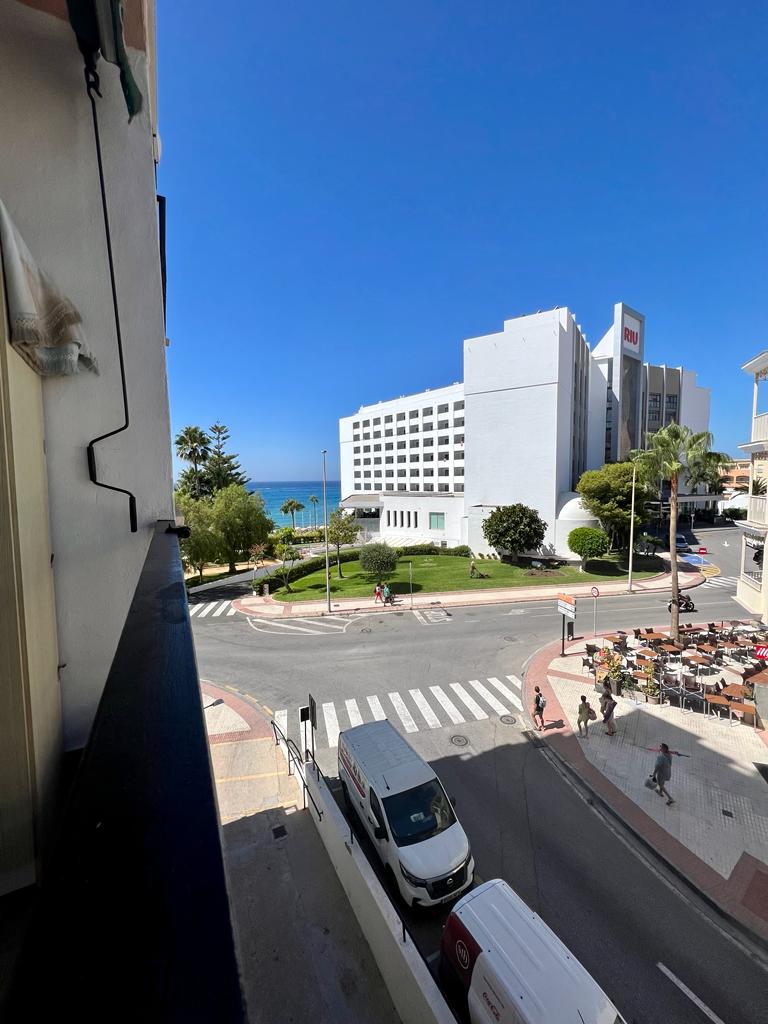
[83,62,137,532]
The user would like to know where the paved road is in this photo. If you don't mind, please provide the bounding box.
[193,533,765,1023]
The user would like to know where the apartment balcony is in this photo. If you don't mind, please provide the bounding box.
[749,495,768,527]
[5,523,245,1022]
[751,412,768,444]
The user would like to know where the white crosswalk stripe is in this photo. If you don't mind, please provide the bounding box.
[188,603,201,616]
[322,702,340,748]
[702,576,738,589]
[429,685,466,724]
[227,605,237,615]
[367,695,387,721]
[196,602,216,618]
[388,691,419,732]
[450,683,489,720]
[409,688,441,729]
[468,679,509,715]
[212,601,230,617]
[487,675,524,712]
[345,698,364,727]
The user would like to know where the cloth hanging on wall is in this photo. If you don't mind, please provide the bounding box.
[0,200,98,376]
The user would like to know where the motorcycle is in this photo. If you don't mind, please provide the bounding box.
[668,595,696,613]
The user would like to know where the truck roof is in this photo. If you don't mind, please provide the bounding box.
[455,880,622,1023]
[339,720,435,795]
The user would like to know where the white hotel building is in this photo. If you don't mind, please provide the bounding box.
[339,303,710,558]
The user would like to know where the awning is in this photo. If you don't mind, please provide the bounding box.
[340,494,383,509]
[67,0,143,118]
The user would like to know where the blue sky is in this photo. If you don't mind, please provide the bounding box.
[158,1,767,481]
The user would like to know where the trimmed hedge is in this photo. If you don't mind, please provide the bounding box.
[393,543,472,558]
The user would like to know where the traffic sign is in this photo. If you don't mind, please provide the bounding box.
[698,547,708,555]
[591,586,600,598]
[557,593,576,620]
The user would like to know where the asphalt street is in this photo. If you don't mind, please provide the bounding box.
[193,526,766,1023]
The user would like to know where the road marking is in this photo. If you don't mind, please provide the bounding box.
[430,685,466,724]
[322,702,340,748]
[294,617,347,631]
[409,688,441,729]
[468,679,509,715]
[656,963,726,1024]
[367,695,387,721]
[250,618,325,634]
[486,676,524,712]
[450,683,488,720]
[388,691,418,732]
[412,609,427,624]
[212,601,229,617]
[188,604,201,616]
[197,602,216,618]
[227,605,237,616]
[345,698,363,727]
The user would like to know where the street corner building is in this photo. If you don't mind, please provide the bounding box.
[338,303,710,558]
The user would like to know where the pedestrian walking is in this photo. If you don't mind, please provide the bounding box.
[532,686,546,731]
[469,558,478,578]
[602,692,617,736]
[577,695,593,738]
[383,583,392,605]
[373,583,383,604]
[651,742,674,805]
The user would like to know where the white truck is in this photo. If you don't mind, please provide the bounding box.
[441,879,627,1023]
[338,720,474,908]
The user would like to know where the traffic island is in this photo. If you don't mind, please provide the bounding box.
[523,635,768,947]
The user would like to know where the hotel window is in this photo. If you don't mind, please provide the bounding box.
[422,421,433,432]
[409,425,419,433]
[386,510,391,526]
[397,455,406,463]
[414,512,418,528]
[364,470,371,478]
[353,434,360,442]
[385,442,394,451]
[438,403,449,413]
[424,453,434,462]
[438,420,449,430]
[438,484,449,492]
[354,446,360,454]
[374,457,381,465]
[410,469,419,477]
[373,417,381,425]
[454,466,464,476]
[398,469,406,477]
[407,511,411,527]
[397,427,406,435]
[429,512,446,529]
[363,445,370,453]
[410,455,419,463]
[397,412,406,421]
[386,484,394,491]
[453,400,464,410]
[410,439,419,448]
[438,468,449,477]
[385,469,394,477]
[374,443,381,452]
[423,437,434,447]
[385,429,393,437]
[354,459,360,466]
[423,468,434,477]
[373,430,381,438]
[409,410,418,418]
[353,421,360,429]
[385,414,393,423]
[355,484,362,491]
[363,420,370,427]
[454,417,464,427]
[354,470,361,478]
[438,452,449,461]
[455,450,464,460]
[454,434,464,444]
[363,433,370,440]
[386,456,394,464]
[454,483,464,493]
[397,441,406,450]
[399,511,404,526]
[398,484,406,491]
[410,483,419,491]
[424,483,434,492]
[422,406,433,416]
[364,458,371,465]
[438,436,449,445]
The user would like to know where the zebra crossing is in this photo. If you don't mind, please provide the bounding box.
[189,599,239,619]
[278,675,525,750]
[701,575,738,590]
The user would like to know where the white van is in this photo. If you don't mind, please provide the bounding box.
[338,720,474,908]
[440,880,626,1023]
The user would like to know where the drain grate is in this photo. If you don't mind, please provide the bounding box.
[721,809,734,819]
[500,715,517,726]
[450,735,469,748]
[272,825,287,839]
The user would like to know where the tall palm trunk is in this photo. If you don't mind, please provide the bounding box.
[669,473,679,641]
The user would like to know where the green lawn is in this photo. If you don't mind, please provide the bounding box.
[268,554,663,602]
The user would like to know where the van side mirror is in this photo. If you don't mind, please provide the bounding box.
[374,825,388,841]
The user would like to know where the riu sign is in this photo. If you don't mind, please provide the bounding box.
[623,325,639,347]
[622,311,642,354]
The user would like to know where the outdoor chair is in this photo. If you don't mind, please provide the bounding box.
[660,679,685,708]
[682,685,706,714]
[633,628,642,641]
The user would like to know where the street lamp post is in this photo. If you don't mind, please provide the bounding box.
[321,450,331,613]
[628,461,637,593]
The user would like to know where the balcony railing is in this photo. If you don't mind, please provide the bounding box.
[749,495,768,526]
[752,411,768,443]
[6,521,245,1022]
[742,569,763,589]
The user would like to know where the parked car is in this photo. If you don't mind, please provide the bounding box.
[441,879,626,1023]
[338,720,474,907]
[675,533,691,552]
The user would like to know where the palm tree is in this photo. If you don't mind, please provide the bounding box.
[175,426,211,497]
[309,494,319,529]
[686,449,729,496]
[279,498,304,530]
[752,477,767,496]
[631,424,714,640]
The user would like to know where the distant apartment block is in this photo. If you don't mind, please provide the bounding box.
[339,303,710,557]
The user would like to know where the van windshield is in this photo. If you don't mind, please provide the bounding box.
[382,780,456,847]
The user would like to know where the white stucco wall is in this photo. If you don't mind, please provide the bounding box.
[680,369,711,436]
[376,494,464,547]
[0,6,172,748]
[587,358,608,470]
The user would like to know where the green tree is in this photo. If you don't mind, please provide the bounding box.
[273,539,301,592]
[212,484,273,574]
[309,494,319,528]
[481,504,547,562]
[204,422,247,492]
[686,449,728,496]
[576,462,648,549]
[280,497,305,529]
[753,477,767,496]
[175,425,211,497]
[630,424,714,640]
[567,526,610,571]
[175,493,218,583]
[359,542,398,580]
[327,508,361,578]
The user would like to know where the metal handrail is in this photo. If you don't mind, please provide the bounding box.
[270,719,323,820]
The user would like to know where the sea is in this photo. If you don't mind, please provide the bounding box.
[246,480,341,529]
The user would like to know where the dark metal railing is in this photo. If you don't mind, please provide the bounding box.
[6,521,245,1022]
[269,719,323,821]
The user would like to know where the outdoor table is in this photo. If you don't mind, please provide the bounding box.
[719,641,742,650]
[705,694,732,721]
[697,644,718,655]
[721,684,749,700]
[660,644,681,654]
[636,647,657,657]
[644,632,666,641]
[604,634,626,644]
[735,701,759,729]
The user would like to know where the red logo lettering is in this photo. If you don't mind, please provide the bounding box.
[623,327,638,346]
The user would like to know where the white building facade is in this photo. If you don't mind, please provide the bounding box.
[339,303,710,558]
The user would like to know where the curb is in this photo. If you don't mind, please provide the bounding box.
[522,640,768,954]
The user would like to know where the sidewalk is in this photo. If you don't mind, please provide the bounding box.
[523,635,768,945]
[201,682,402,1024]
[234,568,703,618]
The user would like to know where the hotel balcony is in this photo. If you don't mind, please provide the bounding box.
[748,496,768,527]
